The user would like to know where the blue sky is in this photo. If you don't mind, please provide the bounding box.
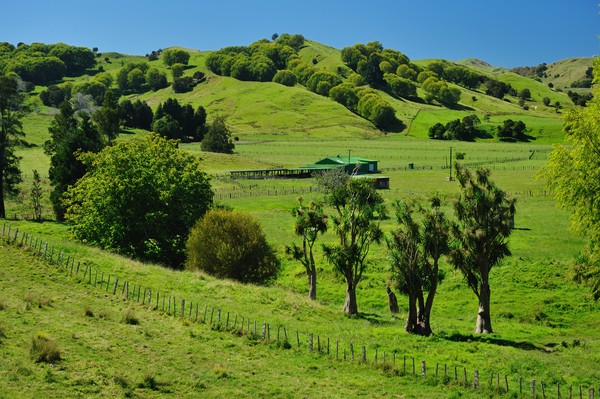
[2,0,598,68]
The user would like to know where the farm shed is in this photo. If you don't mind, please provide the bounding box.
[312,156,378,175]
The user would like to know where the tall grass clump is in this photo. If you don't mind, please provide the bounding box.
[30,333,62,364]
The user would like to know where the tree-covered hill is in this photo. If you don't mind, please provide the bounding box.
[3,35,592,146]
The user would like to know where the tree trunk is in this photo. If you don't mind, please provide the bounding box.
[343,281,358,315]
[308,271,316,300]
[386,286,399,313]
[475,282,493,333]
[405,292,418,333]
[419,262,439,337]
[0,163,5,219]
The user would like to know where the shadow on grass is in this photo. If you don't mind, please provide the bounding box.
[354,312,397,326]
[440,332,543,351]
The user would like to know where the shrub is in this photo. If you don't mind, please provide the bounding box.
[30,333,61,364]
[186,209,280,284]
[272,69,297,86]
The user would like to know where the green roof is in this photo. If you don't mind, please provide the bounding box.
[314,157,377,166]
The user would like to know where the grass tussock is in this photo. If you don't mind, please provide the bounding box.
[30,333,61,364]
[122,308,140,325]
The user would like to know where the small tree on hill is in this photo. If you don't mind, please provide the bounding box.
[30,169,43,221]
[286,198,328,300]
[162,49,190,67]
[201,116,234,154]
[450,164,516,333]
[323,178,387,315]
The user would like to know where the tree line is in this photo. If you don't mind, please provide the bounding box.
[0,42,96,85]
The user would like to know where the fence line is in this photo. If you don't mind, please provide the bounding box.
[1,222,596,399]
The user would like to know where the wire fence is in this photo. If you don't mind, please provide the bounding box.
[1,222,597,399]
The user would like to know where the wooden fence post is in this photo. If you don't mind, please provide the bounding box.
[112,277,119,295]
[421,361,426,378]
[262,323,267,341]
[474,370,479,389]
[361,346,366,364]
[181,299,185,318]
[531,379,536,399]
[541,380,546,399]
[308,333,313,352]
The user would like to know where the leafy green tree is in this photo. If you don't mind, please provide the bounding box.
[497,119,527,142]
[152,115,182,140]
[186,208,280,284]
[49,43,95,75]
[145,67,168,91]
[388,198,450,336]
[64,133,213,268]
[322,178,387,315]
[542,59,600,299]
[127,68,145,92]
[358,52,384,87]
[306,71,341,96]
[171,63,185,78]
[450,164,516,333]
[329,83,359,111]
[40,85,68,107]
[272,69,297,86]
[162,49,190,66]
[519,88,531,100]
[286,198,328,300]
[201,116,234,154]
[172,76,195,93]
[384,73,417,99]
[93,89,120,144]
[0,75,26,219]
[45,102,104,220]
[119,99,153,130]
[30,169,43,221]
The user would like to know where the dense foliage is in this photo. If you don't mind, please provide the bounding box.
[201,116,234,153]
[117,62,168,93]
[0,42,95,85]
[206,34,304,83]
[0,75,26,218]
[428,115,483,141]
[162,48,190,66]
[543,58,600,299]
[186,208,280,284]
[44,102,104,220]
[64,134,213,268]
[152,98,207,141]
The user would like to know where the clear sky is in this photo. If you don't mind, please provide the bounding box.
[1,0,598,68]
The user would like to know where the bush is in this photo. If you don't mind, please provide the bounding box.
[186,209,280,284]
[272,69,297,86]
[30,333,61,364]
